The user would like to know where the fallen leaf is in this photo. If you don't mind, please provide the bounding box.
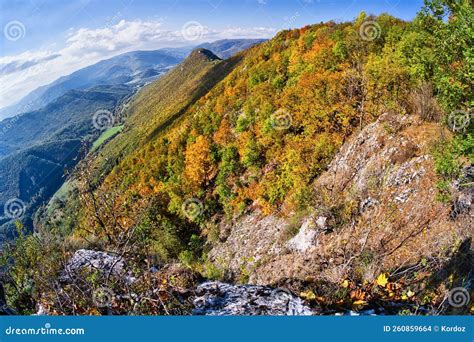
[300,290,316,300]
[376,273,389,287]
[353,300,367,306]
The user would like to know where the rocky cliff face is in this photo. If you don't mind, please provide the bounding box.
[208,112,472,290]
[29,111,470,316]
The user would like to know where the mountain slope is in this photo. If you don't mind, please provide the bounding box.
[88,48,242,182]
[210,112,472,287]
[0,139,83,239]
[0,39,266,120]
[0,49,183,120]
[3,4,472,315]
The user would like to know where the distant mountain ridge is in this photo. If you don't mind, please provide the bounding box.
[198,39,266,59]
[0,39,265,120]
[0,49,184,120]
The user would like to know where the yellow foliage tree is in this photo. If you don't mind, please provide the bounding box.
[184,135,213,189]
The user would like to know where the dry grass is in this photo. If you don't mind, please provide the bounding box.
[408,83,442,122]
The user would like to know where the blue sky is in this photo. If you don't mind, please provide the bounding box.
[0,0,424,109]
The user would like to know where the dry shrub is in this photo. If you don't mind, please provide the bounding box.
[408,83,442,122]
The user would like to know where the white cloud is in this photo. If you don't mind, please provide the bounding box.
[0,19,276,111]
[0,51,60,76]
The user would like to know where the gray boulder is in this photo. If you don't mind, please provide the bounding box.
[193,281,314,315]
[60,249,125,281]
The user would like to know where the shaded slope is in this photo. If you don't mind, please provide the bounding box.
[0,85,130,157]
[0,139,83,239]
[0,86,130,237]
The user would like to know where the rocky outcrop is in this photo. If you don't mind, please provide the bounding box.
[287,218,318,252]
[286,216,327,252]
[450,166,474,219]
[207,212,286,278]
[193,281,314,315]
[60,249,127,282]
[207,112,472,287]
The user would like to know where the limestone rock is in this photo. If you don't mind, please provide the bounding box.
[193,281,314,315]
[61,249,125,281]
[287,217,324,252]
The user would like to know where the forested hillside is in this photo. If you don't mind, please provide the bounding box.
[86,48,242,183]
[0,85,131,238]
[1,0,472,315]
[0,40,261,241]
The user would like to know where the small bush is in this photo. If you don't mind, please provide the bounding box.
[408,83,442,122]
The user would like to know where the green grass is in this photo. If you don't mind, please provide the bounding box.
[91,125,124,151]
[52,180,72,202]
